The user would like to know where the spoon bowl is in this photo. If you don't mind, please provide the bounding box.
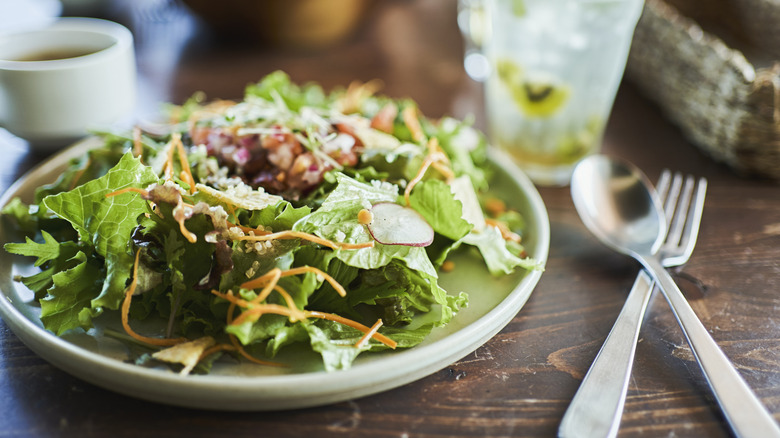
[570,155,666,258]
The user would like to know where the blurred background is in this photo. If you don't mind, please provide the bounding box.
[45,0,475,123]
[3,0,779,181]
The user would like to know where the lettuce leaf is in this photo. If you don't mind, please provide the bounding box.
[461,226,543,275]
[1,198,42,237]
[408,179,472,241]
[225,274,319,346]
[1,197,76,242]
[244,70,329,112]
[4,231,84,300]
[239,200,311,231]
[308,319,439,371]
[434,116,489,191]
[4,230,65,267]
[42,153,160,311]
[348,260,464,326]
[293,246,360,318]
[306,321,367,371]
[294,174,439,277]
[39,251,105,334]
[34,137,128,203]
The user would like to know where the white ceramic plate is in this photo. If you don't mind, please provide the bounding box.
[0,138,549,410]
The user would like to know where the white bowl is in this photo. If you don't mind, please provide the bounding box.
[0,18,136,150]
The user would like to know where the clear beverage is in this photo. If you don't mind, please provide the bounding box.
[483,0,644,186]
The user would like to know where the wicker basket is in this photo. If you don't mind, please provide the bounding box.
[625,0,780,180]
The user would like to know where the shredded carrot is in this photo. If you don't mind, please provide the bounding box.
[212,288,397,358]
[485,198,507,217]
[370,102,398,133]
[485,218,522,243]
[241,266,347,298]
[403,138,454,206]
[163,137,176,181]
[430,161,455,181]
[338,79,383,114]
[222,297,285,367]
[105,187,150,199]
[212,289,254,308]
[404,156,434,206]
[236,230,373,251]
[227,306,396,349]
[231,303,301,326]
[248,268,282,304]
[271,285,303,321]
[354,319,383,349]
[282,266,345,293]
[224,217,268,236]
[172,133,197,194]
[225,300,235,324]
[121,250,187,347]
[244,266,340,320]
[233,223,270,235]
[160,133,196,192]
[212,290,304,325]
[402,106,425,143]
[307,311,397,349]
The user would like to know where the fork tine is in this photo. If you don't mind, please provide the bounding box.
[656,169,672,230]
[677,177,707,263]
[656,169,672,203]
[666,175,695,247]
[663,172,684,237]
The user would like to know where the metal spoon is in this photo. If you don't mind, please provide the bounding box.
[569,155,780,438]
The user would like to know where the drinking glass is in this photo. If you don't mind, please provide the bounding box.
[482,0,645,186]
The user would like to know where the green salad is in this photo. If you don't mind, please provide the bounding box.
[2,71,541,374]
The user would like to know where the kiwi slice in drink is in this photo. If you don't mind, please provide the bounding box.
[513,80,570,117]
[496,58,570,118]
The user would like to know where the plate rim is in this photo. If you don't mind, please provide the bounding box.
[0,138,550,410]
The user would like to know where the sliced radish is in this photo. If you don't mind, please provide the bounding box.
[366,202,434,247]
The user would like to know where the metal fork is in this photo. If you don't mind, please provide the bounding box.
[560,172,780,438]
[559,170,702,437]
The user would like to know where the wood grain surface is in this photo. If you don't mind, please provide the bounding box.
[1,1,779,437]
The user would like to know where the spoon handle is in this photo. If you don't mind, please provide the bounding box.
[558,271,654,438]
[641,256,780,438]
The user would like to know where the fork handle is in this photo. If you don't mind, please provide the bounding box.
[558,271,655,438]
[640,256,780,438]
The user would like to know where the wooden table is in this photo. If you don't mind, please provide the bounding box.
[2,1,779,436]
